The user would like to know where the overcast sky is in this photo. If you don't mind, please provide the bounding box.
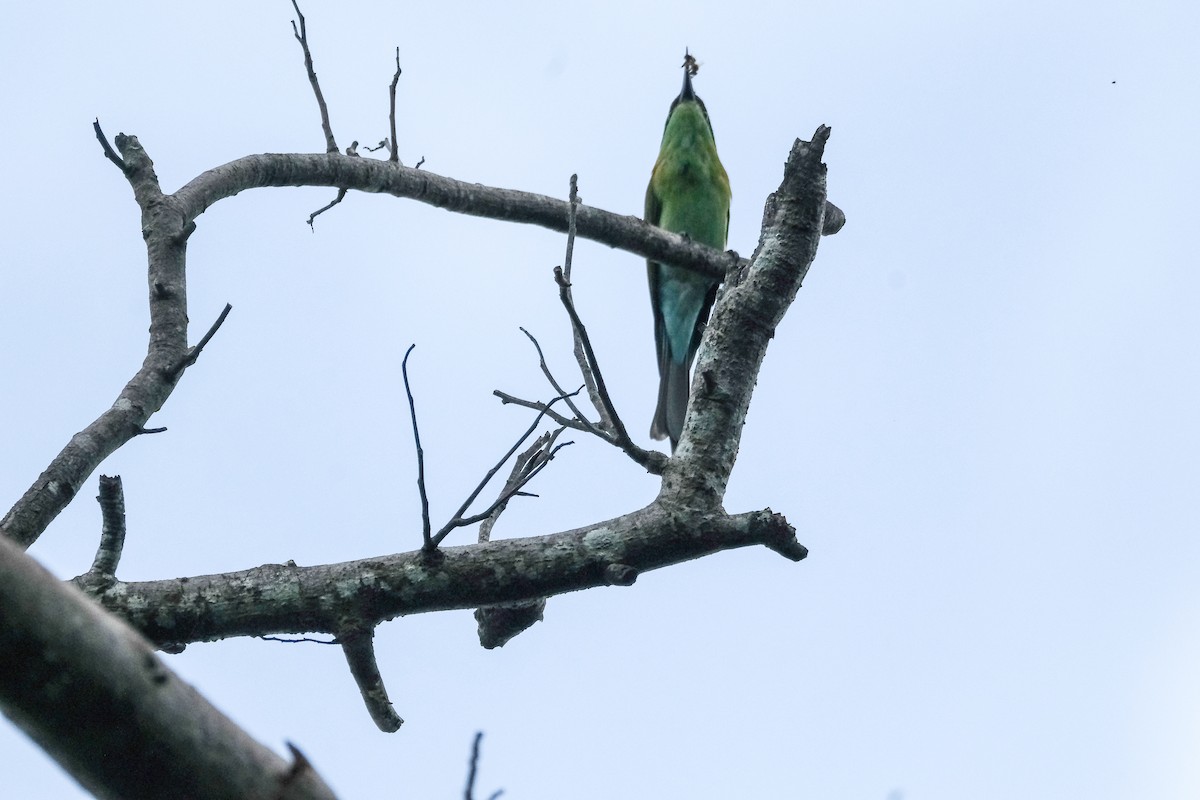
[3,1,1198,798]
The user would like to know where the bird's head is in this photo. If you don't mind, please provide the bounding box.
[662,51,715,139]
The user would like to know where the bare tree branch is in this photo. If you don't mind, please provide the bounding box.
[307,187,348,227]
[493,389,586,431]
[514,326,599,437]
[84,474,126,582]
[389,47,402,165]
[463,732,502,800]
[80,504,805,648]
[4,6,840,795]
[552,266,659,469]
[0,535,339,800]
[428,391,578,549]
[171,302,233,378]
[173,153,837,280]
[559,175,607,425]
[2,133,193,550]
[665,127,834,491]
[402,344,433,549]
[92,119,126,172]
[290,0,338,154]
[473,431,565,647]
[339,628,403,732]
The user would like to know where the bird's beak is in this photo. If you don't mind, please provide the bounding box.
[679,68,695,103]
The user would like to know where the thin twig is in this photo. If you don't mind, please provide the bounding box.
[340,628,403,732]
[170,303,232,378]
[402,345,433,549]
[389,47,402,164]
[260,635,338,645]
[492,390,587,431]
[290,0,338,154]
[518,326,600,436]
[92,119,126,172]
[464,732,504,800]
[478,430,564,543]
[559,176,609,428]
[562,174,579,282]
[456,430,571,532]
[429,391,578,549]
[307,187,348,228]
[554,267,661,470]
[473,430,562,649]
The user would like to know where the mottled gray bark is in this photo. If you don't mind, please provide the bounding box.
[0,534,337,800]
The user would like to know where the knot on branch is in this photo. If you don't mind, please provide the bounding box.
[604,563,638,586]
[475,600,546,649]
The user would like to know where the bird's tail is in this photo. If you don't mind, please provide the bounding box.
[650,357,692,450]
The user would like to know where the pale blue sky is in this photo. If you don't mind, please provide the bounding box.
[2,1,1198,797]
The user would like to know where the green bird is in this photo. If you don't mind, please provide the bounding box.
[646,55,731,449]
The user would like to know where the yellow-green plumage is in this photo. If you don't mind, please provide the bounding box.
[646,65,731,448]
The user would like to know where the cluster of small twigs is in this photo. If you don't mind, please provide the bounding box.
[496,175,667,475]
[294,5,419,228]
[401,345,574,554]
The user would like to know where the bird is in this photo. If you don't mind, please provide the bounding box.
[646,53,731,450]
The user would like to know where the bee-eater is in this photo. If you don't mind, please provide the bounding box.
[646,57,731,449]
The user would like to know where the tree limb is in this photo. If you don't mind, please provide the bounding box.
[0,535,338,800]
[172,152,840,282]
[1,134,193,550]
[80,504,805,648]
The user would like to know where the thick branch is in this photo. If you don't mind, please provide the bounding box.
[2,135,193,550]
[662,128,834,503]
[0,535,337,800]
[82,504,804,647]
[173,153,841,281]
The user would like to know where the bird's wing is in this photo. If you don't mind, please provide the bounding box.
[644,175,670,379]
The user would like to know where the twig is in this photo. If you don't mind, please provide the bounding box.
[553,267,662,470]
[517,326,599,437]
[389,47,402,164]
[87,475,126,579]
[464,732,502,800]
[306,188,348,228]
[473,432,562,648]
[402,345,433,549]
[170,303,232,377]
[428,391,578,549]
[492,390,586,431]
[92,119,126,172]
[260,635,337,645]
[558,176,610,429]
[284,2,355,229]
[340,628,403,732]
[290,0,338,154]
[478,428,568,544]
[562,174,579,282]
